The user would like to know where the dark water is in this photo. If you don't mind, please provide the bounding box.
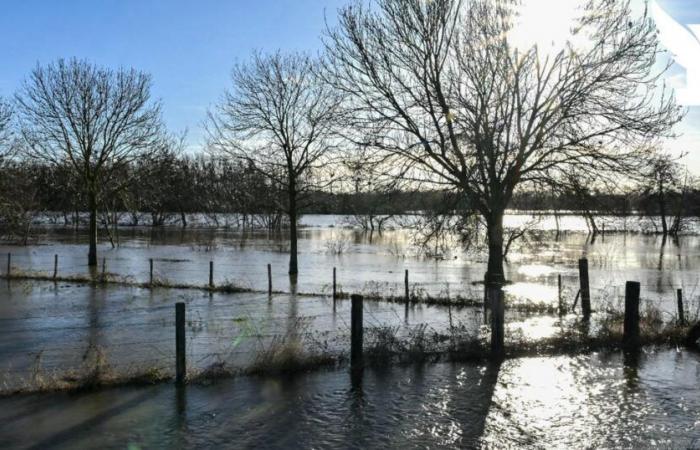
[0,350,699,449]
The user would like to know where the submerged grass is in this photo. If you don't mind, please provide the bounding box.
[0,276,696,397]
[4,312,694,397]
[1,269,254,294]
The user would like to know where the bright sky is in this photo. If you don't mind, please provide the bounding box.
[0,0,698,172]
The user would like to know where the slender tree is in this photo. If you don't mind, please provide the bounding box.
[0,97,11,155]
[15,59,162,267]
[324,0,683,286]
[208,51,341,275]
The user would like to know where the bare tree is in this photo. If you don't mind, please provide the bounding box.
[208,51,341,275]
[15,59,162,267]
[639,152,687,236]
[0,97,11,154]
[324,0,683,286]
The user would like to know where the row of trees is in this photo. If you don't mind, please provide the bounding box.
[0,153,695,229]
[0,0,690,284]
[205,0,685,283]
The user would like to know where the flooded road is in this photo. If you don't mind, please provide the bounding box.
[1,349,698,449]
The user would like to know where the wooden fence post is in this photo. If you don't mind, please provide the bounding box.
[489,286,505,356]
[101,258,106,277]
[268,264,272,296]
[404,270,409,302]
[175,302,186,385]
[149,259,154,285]
[333,267,337,301]
[557,274,563,315]
[623,281,640,347]
[677,289,685,325]
[351,294,364,373]
[209,261,214,288]
[53,254,58,280]
[6,253,10,277]
[404,269,410,319]
[578,258,591,319]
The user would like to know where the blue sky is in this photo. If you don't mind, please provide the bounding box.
[0,0,346,145]
[0,0,698,172]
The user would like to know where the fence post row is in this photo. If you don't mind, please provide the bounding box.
[578,258,591,319]
[350,294,364,373]
[623,281,640,348]
[489,286,505,356]
[176,302,186,385]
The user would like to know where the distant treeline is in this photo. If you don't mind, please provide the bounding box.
[1,154,698,231]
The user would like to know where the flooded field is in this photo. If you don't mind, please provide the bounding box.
[0,213,698,448]
[1,349,699,449]
[3,214,700,311]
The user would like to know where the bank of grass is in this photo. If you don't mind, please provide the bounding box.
[1,269,253,294]
[327,282,559,313]
[3,310,696,397]
[0,347,172,397]
[2,268,563,312]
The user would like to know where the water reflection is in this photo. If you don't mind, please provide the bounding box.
[1,350,697,448]
[2,218,700,313]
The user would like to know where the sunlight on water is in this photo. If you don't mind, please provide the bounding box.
[1,350,698,448]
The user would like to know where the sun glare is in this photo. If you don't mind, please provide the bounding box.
[510,0,582,52]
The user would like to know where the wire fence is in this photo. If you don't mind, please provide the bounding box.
[1,250,699,394]
[3,250,699,309]
[0,286,696,395]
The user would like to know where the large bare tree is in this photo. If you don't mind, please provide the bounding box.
[208,51,341,275]
[15,59,162,267]
[324,0,683,286]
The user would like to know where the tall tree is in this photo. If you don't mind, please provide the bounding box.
[15,59,162,267]
[208,51,340,275]
[0,97,11,155]
[324,0,683,286]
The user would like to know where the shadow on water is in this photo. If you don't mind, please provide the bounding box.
[345,359,502,447]
[24,389,158,450]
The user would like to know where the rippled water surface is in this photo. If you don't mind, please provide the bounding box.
[1,350,699,449]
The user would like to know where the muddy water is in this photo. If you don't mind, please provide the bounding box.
[0,350,698,449]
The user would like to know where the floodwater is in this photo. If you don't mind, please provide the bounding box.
[0,350,699,449]
[0,213,699,447]
[3,214,700,312]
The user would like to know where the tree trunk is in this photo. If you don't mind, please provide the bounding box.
[485,209,506,286]
[658,183,668,236]
[288,210,298,275]
[88,188,98,267]
[288,181,299,276]
[180,211,187,228]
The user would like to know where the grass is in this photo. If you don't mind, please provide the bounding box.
[1,317,695,397]
[3,268,560,312]
[1,268,254,295]
[0,277,697,397]
[0,346,172,397]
